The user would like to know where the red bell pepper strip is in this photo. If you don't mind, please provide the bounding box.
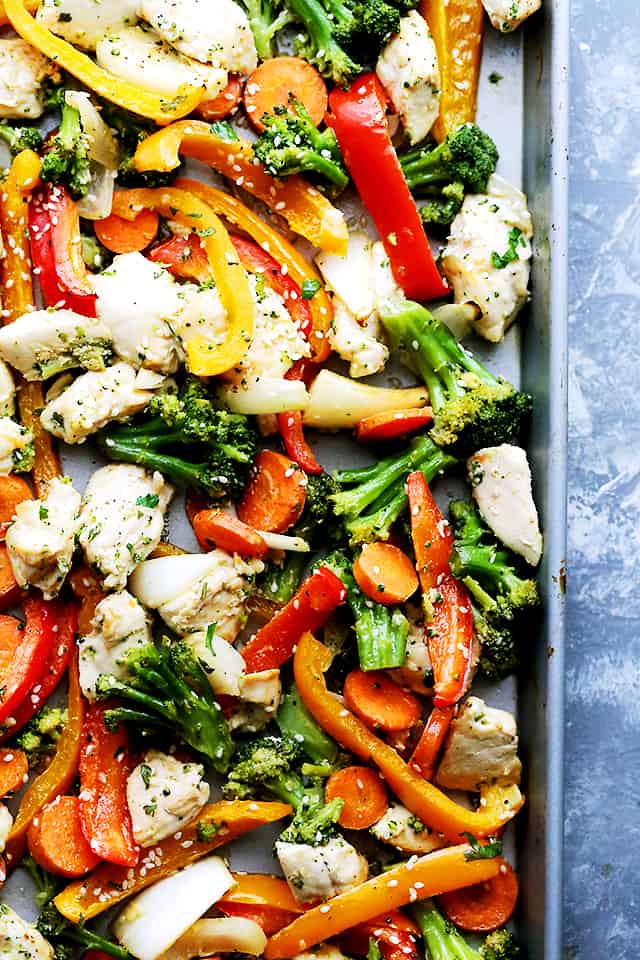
[148,233,210,282]
[0,601,76,739]
[242,566,347,672]
[409,704,454,780]
[356,408,433,443]
[407,471,473,707]
[0,598,60,726]
[277,360,323,475]
[326,75,449,302]
[79,704,138,867]
[29,184,96,316]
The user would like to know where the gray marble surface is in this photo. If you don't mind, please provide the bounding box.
[566,0,640,956]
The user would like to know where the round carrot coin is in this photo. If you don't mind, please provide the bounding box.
[244,57,328,131]
[325,765,388,829]
[343,670,423,732]
[353,542,419,605]
[438,860,519,932]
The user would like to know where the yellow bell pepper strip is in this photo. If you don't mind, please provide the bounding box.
[175,178,333,362]
[55,801,292,923]
[293,633,524,841]
[134,121,349,256]
[479,781,525,825]
[4,651,83,870]
[223,875,305,913]
[420,0,484,142]
[264,845,502,959]
[0,0,35,26]
[110,187,254,376]
[3,0,205,124]
[0,151,61,495]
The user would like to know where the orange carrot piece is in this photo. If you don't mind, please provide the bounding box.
[343,670,422,733]
[192,509,269,559]
[409,705,454,780]
[0,615,24,678]
[0,545,22,612]
[353,542,419,606]
[68,565,106,637]
[196,75,243,120]
[356,408,433,443]
[94,208,159,253]
[0,748,27,796]
[244,57,328,131]
[27,795,101,878]
[0,476,32,540]
[237,450,307,533]
[325,765,388,830]
[340,910,420,957]
[438,860,519,932]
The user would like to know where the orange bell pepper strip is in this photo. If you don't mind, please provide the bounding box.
[222,874,305,913]
[111,188,254,376]
[420,0,484,142]
[134,122,348,256]
[5,651,83,870]
[55,801,292,923]
[0,0,36,25]
[0,151,61,495]
[3,0,205,123]
[293,633,524,841]
[264,845,502,959]
[176,179,333,361]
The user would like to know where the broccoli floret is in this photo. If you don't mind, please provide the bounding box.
[449,499,540,678]
[40,88,92,199]
[237,0,296,59]
[35,337,113,379]
[480,929,523,960]
[253,98,348,191]
[95,639,233,772]
[12,437,35,474]
[419,181,466,229]
[379,299,532,456]
[412,902,521,960]
[37,902,132,960]
[399,123,499,197]
[81,233,112,272]
[278,793,343,845]
[323,550,409,669]
[14,706,67,768]
[331,434,457,544]
[0,122,42,157]
[282,0,363,86]
[99,377,258,500]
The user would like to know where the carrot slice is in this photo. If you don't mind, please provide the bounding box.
[438,861,519,932]
[68,565,106,637]
[27,795,101,878]
[409,705,454,780]
[94,209,159,254]
[192,509,269,559]
[0,748,27,796]
[196,75,243,120]
[353,542,419,606]
[244,57,328,131]
[343,670,422,733]
[0,545,22,612]
[0,615,23,677]
[325,765,388,830]
[237,450,307,533]
[356,409,433,443]
[0,476,32,540]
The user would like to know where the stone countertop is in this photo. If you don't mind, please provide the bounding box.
[567,0,640,955]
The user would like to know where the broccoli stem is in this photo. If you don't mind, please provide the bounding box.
[411,902,480,960]
[277,686,339,764]
[285,0,360,83]
[100,435,208,488]
[258,553,307,605]
[244,0,295,58]
[450,542,524,597]
[58,98,82,153]
[399,145,452,191]
[295,151,349,188]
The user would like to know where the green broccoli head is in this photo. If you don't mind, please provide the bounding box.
[223,735,305,802]
[40,91,92,199]
[429,380,533,456]
[333,0,401,57]
[253,99,348,191]
[14,706,67,768]
[36,337,113,380]
[480,929,523,960]
[419,180,465,228]
[0,122,43,157]
[473,613,519,681]
[13,437,35,474]
[400,123,499,196]
[278,794,343,845]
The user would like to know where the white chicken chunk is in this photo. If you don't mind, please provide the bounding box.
[441,174,533,343]
[235,669,282,732]
[376,12,441,145]
[315,233,377,320]
[0,804,12,853]
[468,444,543,566]
[172,282,228,362]
[0,418,32,476]
[185,627,246,696]
[0,39,55,119]
[435,696,522,792]
[153,549,262,639]
[328,297,389,379]
[0,309,112,382]
[0,360,15,418]
[6,477,81,600]
[78,465,173,590]
[276,837,369,902]
[36,0,139,50]
[371,803,446,854]
[481,0,542,32]
[78,590,152,700]
[93,253,183,373]
[0,906,53,960]
[139,0,258,74]
[127,749,209,847]
[95,26,227,100]
[40,363,166,444]
[372,241,402,310]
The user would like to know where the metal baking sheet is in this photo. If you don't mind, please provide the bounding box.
[1,6,569,959]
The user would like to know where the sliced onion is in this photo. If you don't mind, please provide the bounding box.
[219,378,309,415]
[303,369,428,430]
[257,531,310,553]
[65,90,119,220]
[160,918,267,960]
[129,553,223,609]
